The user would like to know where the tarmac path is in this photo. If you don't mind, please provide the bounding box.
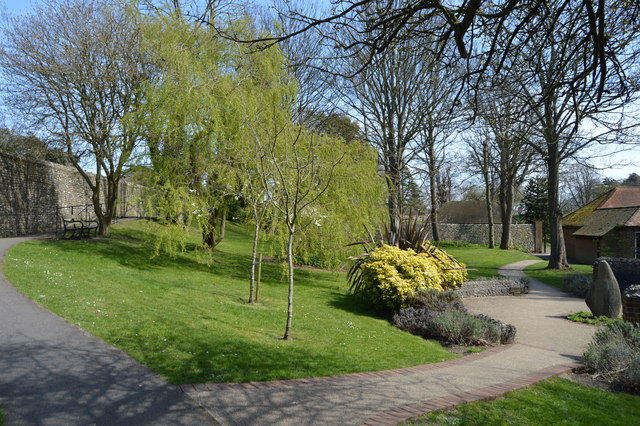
[0,236,217,425]
[0,235,597,426]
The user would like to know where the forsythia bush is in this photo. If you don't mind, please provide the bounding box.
[359,244,467,312]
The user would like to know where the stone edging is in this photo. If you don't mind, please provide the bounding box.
[178,345,511,393]
[361,361,579,426]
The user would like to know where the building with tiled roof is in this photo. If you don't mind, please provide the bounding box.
[563,187,640,264]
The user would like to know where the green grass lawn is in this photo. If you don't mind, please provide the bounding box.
[4,220,456,384]
[406,377,640,425]
[524,262,593,289]
[434,242,540,279]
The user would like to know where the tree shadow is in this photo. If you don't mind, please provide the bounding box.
[326,292,388,320]
[0,338,212,425]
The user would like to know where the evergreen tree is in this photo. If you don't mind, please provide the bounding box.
[521,177,549,238]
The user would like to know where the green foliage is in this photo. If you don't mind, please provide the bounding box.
[524,263,593,290]
[137,11,241,248]
[521,177,549,231]
[583,319,640,391]
[4,220,457,384]
[566,311,616,325]
[270,136,386,269]
[563,274,592,297]
[409,289,463,311]
[406,377,640,425]
[351,244,467,312]
[430,310,502,345]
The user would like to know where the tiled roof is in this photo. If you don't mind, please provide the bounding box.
[599,187,640,209]
[571,208,638,237]
[563,187,640,238]
[563,192,609,227]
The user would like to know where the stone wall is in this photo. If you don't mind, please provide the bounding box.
[429,223,536,252]
[456,277,530,298]
[0,151,144,237]
[593,257,640,293]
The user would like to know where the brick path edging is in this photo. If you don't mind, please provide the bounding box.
[361,361,580,426]
[178,345,511,393]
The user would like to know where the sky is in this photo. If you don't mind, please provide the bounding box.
[1,0,30,14]
[0,0,638,180]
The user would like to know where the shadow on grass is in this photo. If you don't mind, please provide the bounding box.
[326,292,386,320]
[133,332,363,384]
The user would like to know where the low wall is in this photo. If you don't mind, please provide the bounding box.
[0,151,144,237]
[431,223,535,252]
[593,257,640,292]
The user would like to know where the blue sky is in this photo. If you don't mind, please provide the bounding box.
[1,0,32,14]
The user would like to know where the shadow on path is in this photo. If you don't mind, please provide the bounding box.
[0,236,216,425]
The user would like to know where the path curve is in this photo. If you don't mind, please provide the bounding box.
[0,236,217,425]
[184,259,598,426]
[1,237,598,426]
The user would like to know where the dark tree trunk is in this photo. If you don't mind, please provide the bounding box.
[499,181,514,249]
[483,173,495,249]
[203,206,226,248]
[427,142,440,241]
[386,161,402,245]
[546,145,569,269]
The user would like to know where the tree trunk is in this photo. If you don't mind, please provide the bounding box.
[203,206,226,248]
[484,171,495,249]
[428,146,440,241]
[499,181,514,249]
[100,176,119,237]
[249,208,259,303]
[283,224,295,340]
[546,147,569,269]
[386,165,402,245]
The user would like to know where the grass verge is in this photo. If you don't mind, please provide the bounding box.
[434,242,540,279]
[4,220,456,384]
[524,262,592,289]
[405,377,640,425]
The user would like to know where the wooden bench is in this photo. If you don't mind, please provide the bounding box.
[61,218,99,239]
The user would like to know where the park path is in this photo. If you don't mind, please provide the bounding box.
[1,235,597,426]
[182,259,598,426]
[0,236,217,425]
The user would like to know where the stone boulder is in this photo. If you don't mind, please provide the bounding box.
[586,260,622,318]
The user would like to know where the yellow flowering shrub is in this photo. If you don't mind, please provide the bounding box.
[359,244,467,312]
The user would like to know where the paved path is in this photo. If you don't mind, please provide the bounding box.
[1,236,598,426]
[183,259,598,426]
[0,237,216,425]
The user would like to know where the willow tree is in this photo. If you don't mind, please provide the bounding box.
[231,41,297,303]
[0,0,151,235]
[138,10,237,249]
[255,122,383,340]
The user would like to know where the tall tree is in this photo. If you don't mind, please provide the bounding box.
[341,38,439,244]
[495,1,640,268]
[225,0,627,105]
[138,8,238,249]
[521,177,549,244]
[560,162,602,212]
[466,130,497,248]
[0,0,151,235]
[474,81,536,249]
[415,51,462,242]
